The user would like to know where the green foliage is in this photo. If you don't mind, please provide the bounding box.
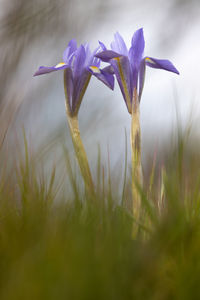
[0,135,200,299]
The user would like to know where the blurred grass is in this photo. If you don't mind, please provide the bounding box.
[0,129,200,299]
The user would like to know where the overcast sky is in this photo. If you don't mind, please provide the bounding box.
[3,0,199,173]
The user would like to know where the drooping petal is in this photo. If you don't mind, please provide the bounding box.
[72,69,91,114]
[111,32,128,56]
[138,58,146,102]
[129,28,145,70]
[72,45,86,78]
[95,50,121,62]
[110,56,132,113]
[34,63,68,76]
[63,39,77,63]
[89,66,114,90]
[145,57,180,74]
[102,65,114,75]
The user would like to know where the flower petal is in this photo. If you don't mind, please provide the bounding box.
[85,45,100,67]
[110,56,132,113]
[89,66,114,90]
[98,41,107,51]
[102,65,114,75]
[129,28,145,70]
[64,68,74,114]
[111,32,128,56]
[72,69,91,114]
[34,63,68,76]
[63,39,77,63]
[95,50,121,62]
[138,59,146,102]
[72,45,86,78]
[145,57,180,74]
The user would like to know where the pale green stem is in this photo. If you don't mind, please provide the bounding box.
[66,113,95,196]
[131,88,143,234]
[64,71,95,197]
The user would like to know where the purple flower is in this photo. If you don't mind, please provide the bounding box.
[96,28,179,113]
[34,39,114,116]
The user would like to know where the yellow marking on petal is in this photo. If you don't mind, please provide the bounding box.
[145,57,155,64]
[55,62,66,68]
[114,57,132,113]
[89,66,101,73]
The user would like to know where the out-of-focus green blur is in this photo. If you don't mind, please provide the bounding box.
[0,131,200,299]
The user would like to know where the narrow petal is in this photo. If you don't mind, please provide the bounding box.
[72,69,91,114]
[92,45,101,56]
[85,45,100,67]
[145,57,180,74]
[73,45,86,78]
[111,32,128,56]
[98,41,107,51]
[129,28,145,70]
[102,65,114,75]
[95,50,121,62]
[63,39,77,63]
[64,68,74,114]
[92,56,101,68]
[138,59,146,102]
[84,43,92,66]
[92,46,101,67]
[89,66,114,90]
[110,56,132,113]
[34,63,68,76]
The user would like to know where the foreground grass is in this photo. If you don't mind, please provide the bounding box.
[0,138,200,299]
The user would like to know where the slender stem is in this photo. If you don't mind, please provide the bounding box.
[130,88,143,232]
[66,113,95,196]
[63,70,95,197]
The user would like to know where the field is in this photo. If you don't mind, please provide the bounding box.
[0,129,200,300]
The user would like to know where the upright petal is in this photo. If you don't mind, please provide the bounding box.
[99,41,107,51]
[129,28,145,70]
[84,43,92,66]
[92,46,101,67]
[72,45,86,78]
[110,56,132,113]
[111,32,128,56]
[85,45,100,67]
[63,39,77,63]
[145,57,180,74]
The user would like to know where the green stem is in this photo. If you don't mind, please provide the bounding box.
[64,71,95,197]
[131,89,143,233]
[67,114,95,196]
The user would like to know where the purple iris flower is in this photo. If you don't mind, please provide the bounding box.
[34,39,114,116]
[96,28,179,113]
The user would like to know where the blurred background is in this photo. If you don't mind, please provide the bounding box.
[0,0,200,186]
